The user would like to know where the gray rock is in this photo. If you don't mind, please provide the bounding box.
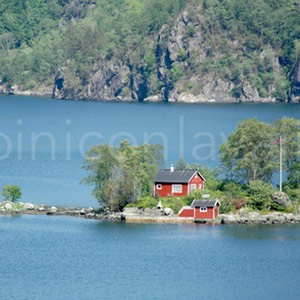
[4,203,13,210]
[163,208,174,216]
[272,192,291,207]
[50,206,58,213]
[24,203,35,210]
[221,214,237,224]
[292,58,300,102]
[248,212,260,221]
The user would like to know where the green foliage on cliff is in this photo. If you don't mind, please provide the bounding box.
[0,0,299,101]
[0,0,186,90]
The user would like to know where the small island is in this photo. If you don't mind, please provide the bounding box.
[1,117,299,225]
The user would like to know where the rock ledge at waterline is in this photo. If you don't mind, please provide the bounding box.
[1,202,300,225]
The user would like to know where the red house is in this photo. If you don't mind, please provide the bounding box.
[154,166,205,197]
[178,199,221,220]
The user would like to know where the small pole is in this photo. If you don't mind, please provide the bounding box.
[279,136,282,193]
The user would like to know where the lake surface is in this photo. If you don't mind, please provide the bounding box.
[0,95,299,206]
[1,215,300,300]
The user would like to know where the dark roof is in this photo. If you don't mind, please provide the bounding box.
[154,170,205,183]
[191,199,220,208]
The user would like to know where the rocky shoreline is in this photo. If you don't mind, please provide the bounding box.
[1,202,300,225]
[0,202,122,221]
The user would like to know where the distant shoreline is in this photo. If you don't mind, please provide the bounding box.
[1,203,300,225]
[2,93,300,105]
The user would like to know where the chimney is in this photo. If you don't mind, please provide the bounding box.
[170,164,174,172]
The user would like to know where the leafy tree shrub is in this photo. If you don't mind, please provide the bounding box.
[219,118,276,183]
[82,142,164,212]
[247,180,275,210]
[2,185,22,202]
[221,181,248,210]
[133,196,158,209]
[161,197,187,214]
[274,118,300,185]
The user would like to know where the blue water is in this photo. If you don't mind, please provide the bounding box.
[0,215,299,300]
[0,95,299,206]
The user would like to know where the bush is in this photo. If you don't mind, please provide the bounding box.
[133,196,158,209]
[2,185,22,202]
[247,180,274,210]
[161,197,187,214]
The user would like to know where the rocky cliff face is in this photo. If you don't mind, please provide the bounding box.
[23,6,300,103]
[292,58,300,102]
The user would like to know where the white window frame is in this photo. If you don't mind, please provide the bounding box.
[156,184,162,190]
[200,207,207,212]
[190,184,197,191]
[172,184,182,193]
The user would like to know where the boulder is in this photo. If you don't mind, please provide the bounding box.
[4,202,13,210]
[163,207,174,216]
[248,212,260,221]
[221,214,238,224]
[50,206,58,213]
[24,203,35,210]
[272,192,291,207]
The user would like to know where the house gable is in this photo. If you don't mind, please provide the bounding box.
[179,199,221,220]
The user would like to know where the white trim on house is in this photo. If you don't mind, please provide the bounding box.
[200,207,207,212]
[187,171,206,184]
[156,184,162,190]
[178,206,190,215]
[190,184,197,191]
[172,184,182,193]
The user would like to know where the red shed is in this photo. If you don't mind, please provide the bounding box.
[178,199,221,220]
[154,167,205,197]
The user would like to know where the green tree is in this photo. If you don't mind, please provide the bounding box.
[82,142,164,211]
[2,185,22,202]
[248,180,274,210]
[82,144,119,208]
[219,118,276,183]
[176,157,189,170]
[274,117,300,186]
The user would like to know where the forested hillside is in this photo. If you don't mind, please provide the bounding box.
[0,0,299,102]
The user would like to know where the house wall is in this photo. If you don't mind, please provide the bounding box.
[188,174,204,192]
[214,205,219,218]
[194,207,214,219]
[155,183,188,197]
[178,207,194,218]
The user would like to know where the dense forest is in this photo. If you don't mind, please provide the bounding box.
[0,0,299,102]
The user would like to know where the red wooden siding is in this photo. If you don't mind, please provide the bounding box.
[155,183,188,197]
[178,202,220,220]
[194,207,214,219]
[178,207,194,218]
[188,174,204,192]
[155,172,204,197]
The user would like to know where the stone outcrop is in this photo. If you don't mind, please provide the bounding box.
[291,57,300,102]
[1,3,298,103]
[2,4,296,103]
[1,202,300,225]
[272,192,291,208]
[48,6,285,103]
[219,211,300,225]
